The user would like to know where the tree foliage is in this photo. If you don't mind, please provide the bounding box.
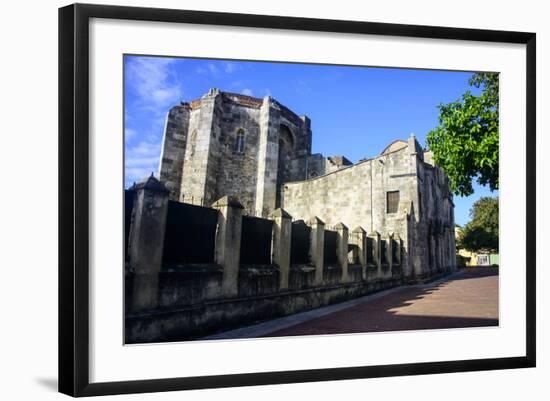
[426,72,499,196]
[457,196,499,252]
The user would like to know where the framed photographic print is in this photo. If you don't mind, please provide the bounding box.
[58,2,536,397]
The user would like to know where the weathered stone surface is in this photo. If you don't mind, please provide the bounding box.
[127,90,459,342]
[127,178,169,311]
[158,91,456,280]
[307,216,325,285]
[270,208,292,290]
[159,90,313,216]
[212,195,244,297]
[351,226,367,279]
[335,222,349,282]
[284,134,456,279]
[211,195,244,209]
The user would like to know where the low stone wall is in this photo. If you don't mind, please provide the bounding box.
[125,272,403,343]
[124,177,449,344]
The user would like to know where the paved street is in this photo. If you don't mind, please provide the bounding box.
[265,267,498,337]
[203,267,498,340]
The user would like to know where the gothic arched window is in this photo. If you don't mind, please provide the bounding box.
[235,129,245,153]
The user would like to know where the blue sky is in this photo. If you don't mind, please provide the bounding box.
[124,55,497,226]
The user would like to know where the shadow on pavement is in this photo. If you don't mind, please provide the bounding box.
[263,268,499,338]
[449,267,499,281]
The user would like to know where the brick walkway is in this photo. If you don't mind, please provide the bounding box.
[263,267,498,338]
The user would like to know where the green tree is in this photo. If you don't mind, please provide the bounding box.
[458,196,499,252]
[426,72,499,196]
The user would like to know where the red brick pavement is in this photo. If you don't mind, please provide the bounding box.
[263,267,499,338]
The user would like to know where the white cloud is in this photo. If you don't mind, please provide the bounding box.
[223,62,240,74]
[125,140,162,184]
[128,140,160,157]
[208,63,219,74]
[126,57,181,111]
[197,61,241,76]
[124,128,137,142]
[125,156,159,168]
[126,168,156,184]
[197,63,221,76]
[241,88,253,96]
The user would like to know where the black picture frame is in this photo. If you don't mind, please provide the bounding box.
[59,3,536,397]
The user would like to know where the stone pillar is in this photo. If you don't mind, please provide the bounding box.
[369,231,381,277]
[387,233,394,271]
[352,226,367,280]
[308,217,325,285]
[158,103,190,201]
[408,134,421,223]
[449,228,457,272]
[255,96,281,217]
[180,88,219,206]
[270,208,292,290]
[395,235,402,266]
[212,196,244,297]
[335,223,349,282]
[128,175,170,311]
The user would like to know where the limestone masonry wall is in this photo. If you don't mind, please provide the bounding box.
[140,89,458,343]
[125,179,421,343]
[160,89,315,216]
[157,89,456,283]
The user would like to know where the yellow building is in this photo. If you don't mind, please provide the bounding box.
[455,227,499,267]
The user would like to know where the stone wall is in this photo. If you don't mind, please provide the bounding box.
[151,90,458,342]
[413,156,457,279]
[283,139,416,275]
[307,153,326,178]
[283,136,456,279]
[160,90,313,216]
[125,272,402,343]
[124,180,422,343]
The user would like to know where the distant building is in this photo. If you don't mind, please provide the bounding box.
[455,227,499,266]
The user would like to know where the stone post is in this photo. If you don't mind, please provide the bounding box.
[212,196,244,297]
[128,175,169,311]
[395,235,402,266]
[449,228,458,272]
[270,208,292,290]
[308,216,325,285]
[352,226,367,280]
[369,231,381,277]
[335,223,349,282]
[387,233,394,272]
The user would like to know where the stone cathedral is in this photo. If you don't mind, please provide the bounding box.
[158,88,456,278]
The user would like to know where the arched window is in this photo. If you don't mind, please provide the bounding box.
[234,129,245,153]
